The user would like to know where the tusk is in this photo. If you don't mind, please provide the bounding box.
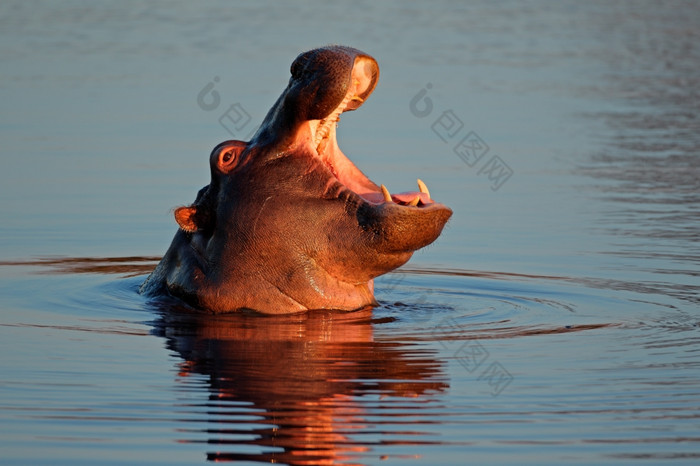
[380,184,393,203]
[417,179,430,198]
[408,195,420,206]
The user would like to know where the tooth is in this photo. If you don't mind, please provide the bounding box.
[408,195,420,206]
[417,179,430,198]
[380,184,393,203]
[351,96,364,102]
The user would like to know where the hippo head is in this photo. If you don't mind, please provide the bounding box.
[141,46,452,313]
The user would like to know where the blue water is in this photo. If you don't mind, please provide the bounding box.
[1,1,699,464]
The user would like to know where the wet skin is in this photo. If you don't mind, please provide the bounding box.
[141,46,452,314]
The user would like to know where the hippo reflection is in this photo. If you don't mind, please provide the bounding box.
[152,306,447,464]
[141,46,452,313]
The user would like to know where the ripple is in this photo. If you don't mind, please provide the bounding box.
[374,267,617,342]
[2,257,699,464]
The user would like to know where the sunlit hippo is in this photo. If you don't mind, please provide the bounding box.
[140,45,452,314]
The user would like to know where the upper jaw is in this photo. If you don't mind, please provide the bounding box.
[300,52,444,211]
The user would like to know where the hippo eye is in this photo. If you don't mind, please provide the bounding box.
[219,149,237,167]
[212,140,246,174]
[216,145,241,173]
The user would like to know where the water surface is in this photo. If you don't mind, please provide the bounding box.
[1,1,699,464]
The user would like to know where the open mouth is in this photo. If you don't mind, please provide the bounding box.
[307,59,436,209]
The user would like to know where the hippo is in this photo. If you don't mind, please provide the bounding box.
[140,45,452,314]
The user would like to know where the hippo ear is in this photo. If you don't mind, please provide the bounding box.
[212,140,247,174]
[174,205,198,232]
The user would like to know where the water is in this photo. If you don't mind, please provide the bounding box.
[1,1,699,464]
